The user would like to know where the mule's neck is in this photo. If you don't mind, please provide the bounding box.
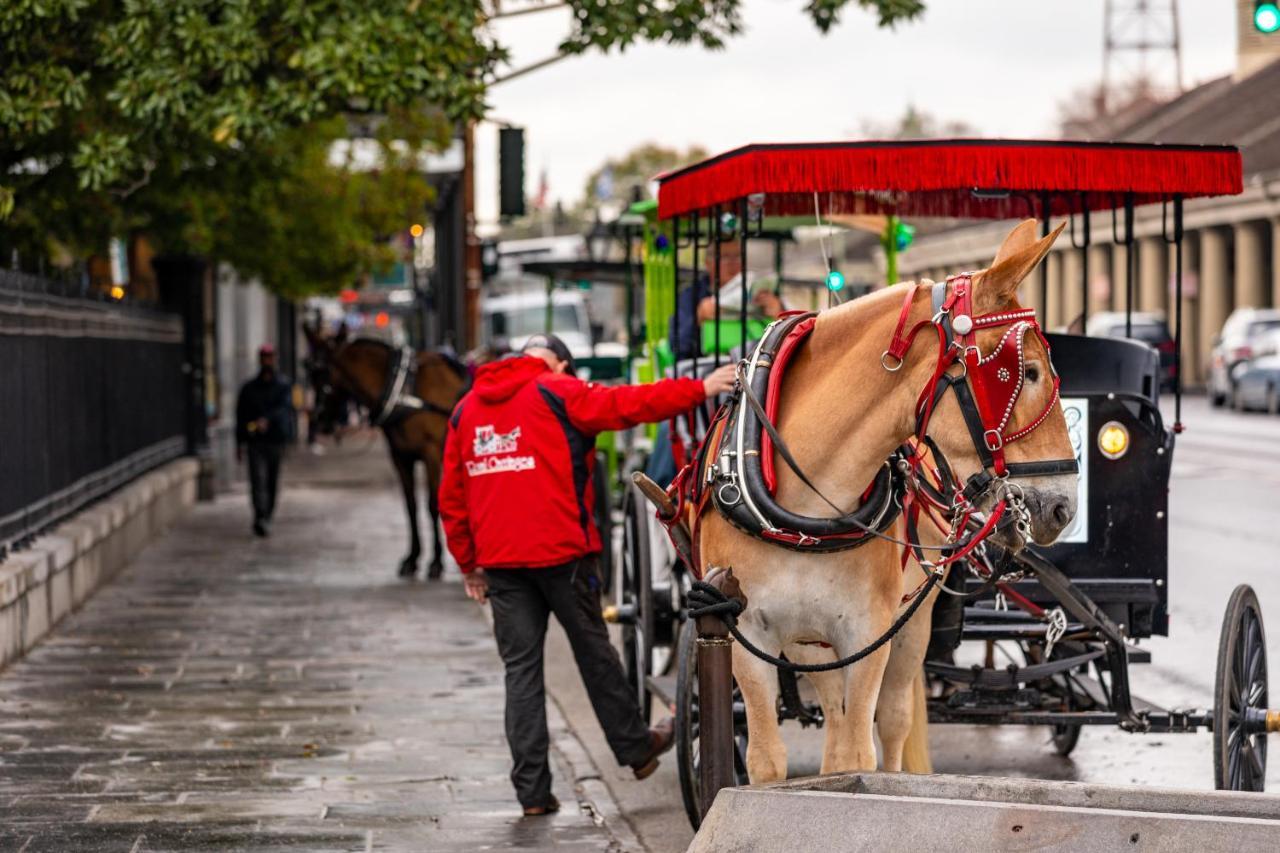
[772,286,929,516]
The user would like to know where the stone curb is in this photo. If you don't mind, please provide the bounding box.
[0,457,199,671]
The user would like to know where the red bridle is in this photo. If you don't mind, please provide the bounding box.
[884,273,1068,479]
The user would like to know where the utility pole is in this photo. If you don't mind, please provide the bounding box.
[1103,0,1184,111]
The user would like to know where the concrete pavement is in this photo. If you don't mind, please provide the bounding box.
[0,443,641,852]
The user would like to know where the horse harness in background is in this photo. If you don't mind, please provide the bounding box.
[353,344,466,429]
[661,275,1079,673]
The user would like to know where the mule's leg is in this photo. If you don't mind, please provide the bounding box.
[785,644,849,775]
[732,642,788,783]
[826,612,895,774]
[877,574,941,773]
[390,450,422,577]
[422,448,445,580]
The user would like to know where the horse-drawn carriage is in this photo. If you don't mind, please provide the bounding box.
[608,138,1278,828]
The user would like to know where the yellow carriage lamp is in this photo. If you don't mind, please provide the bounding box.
[1097,421,1130,460]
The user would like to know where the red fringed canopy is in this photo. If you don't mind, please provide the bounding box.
[655,139,1243,221]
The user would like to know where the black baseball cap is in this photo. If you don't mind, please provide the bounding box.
[521,333,576,373]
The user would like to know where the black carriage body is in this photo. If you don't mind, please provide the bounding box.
[965,334,1172,638]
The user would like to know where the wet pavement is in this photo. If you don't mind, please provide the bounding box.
[0,442,639,852]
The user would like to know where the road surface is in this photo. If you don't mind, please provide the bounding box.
[546,394,1280,852]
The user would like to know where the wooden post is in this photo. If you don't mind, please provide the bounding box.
[697,566,746,819]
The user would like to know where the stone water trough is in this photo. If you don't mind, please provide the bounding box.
[688,771,1280,852]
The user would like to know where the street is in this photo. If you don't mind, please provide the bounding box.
[546,394,1280,852]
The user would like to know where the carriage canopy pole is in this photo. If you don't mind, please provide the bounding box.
[1039,194,1051,324]
[740,199,749,350]
[714,206,722,369]
[1163,195,1186,431]
[1070,194,1092,333]
[1125,193,1136,338]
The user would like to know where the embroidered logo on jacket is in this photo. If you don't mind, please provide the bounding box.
[468,425,535,477]
[473,425,521,456]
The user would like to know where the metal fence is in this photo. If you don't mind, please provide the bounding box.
[0,270,187,556]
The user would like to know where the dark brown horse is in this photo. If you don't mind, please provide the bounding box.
[303,325,468,578]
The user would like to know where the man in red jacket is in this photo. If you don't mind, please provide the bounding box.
[440,333,736,815]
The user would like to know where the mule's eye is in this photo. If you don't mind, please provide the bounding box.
[1025,364,1040,383]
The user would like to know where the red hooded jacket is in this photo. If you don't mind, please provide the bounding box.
[440,356,705,574]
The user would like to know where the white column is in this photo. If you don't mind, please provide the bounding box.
[1061,249,1084,331]
[1234,221,1267,309]
[1200,227,1232,381]
[1138,236,1167,315]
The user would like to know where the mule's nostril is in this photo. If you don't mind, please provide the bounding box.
[1052,502,1072,527]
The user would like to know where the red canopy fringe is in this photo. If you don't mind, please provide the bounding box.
[656,140,1243,220]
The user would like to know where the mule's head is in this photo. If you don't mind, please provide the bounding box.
[301,323,358,434]
[915,219,1077,549]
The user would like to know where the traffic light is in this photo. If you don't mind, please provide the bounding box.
[498,127,525,218]
[1256,2,1280,34]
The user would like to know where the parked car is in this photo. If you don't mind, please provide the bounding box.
[1085,311,1176,391]
[1207,307,1280,407]
[1230,330,1280,414]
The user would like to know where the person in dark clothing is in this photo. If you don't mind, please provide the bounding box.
[440,333,736,816]
[236,344,294,537]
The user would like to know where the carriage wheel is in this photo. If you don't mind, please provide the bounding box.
[1214,584,1269,792]
[1051,719,1083,756]
[620,483,655,723]
[675,620,749,830]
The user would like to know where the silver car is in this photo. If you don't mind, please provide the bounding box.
[1206,307,1280,407]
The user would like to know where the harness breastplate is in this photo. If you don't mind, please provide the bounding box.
[705,314,903,553]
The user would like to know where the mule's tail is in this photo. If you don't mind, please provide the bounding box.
[900,672,933,774]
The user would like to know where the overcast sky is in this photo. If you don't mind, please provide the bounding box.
[474,0,1238,225]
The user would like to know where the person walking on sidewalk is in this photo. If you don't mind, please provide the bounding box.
[236,344,295,537]
[440,333,736,816]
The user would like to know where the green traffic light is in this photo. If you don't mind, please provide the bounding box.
[825,270,845,291]
[1257,2,1280,34]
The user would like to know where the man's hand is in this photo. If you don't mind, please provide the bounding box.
[702,364,738,398]
[463,569,489,604]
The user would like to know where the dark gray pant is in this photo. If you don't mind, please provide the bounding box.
[246,442,283,522]
[486,558,651,808]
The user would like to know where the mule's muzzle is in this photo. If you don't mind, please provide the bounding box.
[1023,485,1076,546]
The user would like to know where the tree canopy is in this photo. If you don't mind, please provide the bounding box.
[0,0,924,296]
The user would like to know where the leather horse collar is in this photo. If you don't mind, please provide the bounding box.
[703,313,903,553]
[337,343,453,428]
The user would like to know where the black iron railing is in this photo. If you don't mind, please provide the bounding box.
[0,270,187,556]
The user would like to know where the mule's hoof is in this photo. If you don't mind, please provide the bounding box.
[398,561,419,578]
[426,562,444,581]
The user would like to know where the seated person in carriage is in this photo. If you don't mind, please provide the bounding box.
[439,333,736,816]
[669,237,786,361]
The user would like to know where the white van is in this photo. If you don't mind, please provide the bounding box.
[482,289,596,357]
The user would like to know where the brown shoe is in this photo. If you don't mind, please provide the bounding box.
[522,795,560,817]
[630,717,675,780]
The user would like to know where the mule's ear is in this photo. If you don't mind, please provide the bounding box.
[335,322,349,344]
[975,220,1065,312]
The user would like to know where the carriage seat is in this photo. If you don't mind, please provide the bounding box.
[1045,333,1161,405]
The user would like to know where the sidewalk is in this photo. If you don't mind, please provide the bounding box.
[0,441,642,852]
